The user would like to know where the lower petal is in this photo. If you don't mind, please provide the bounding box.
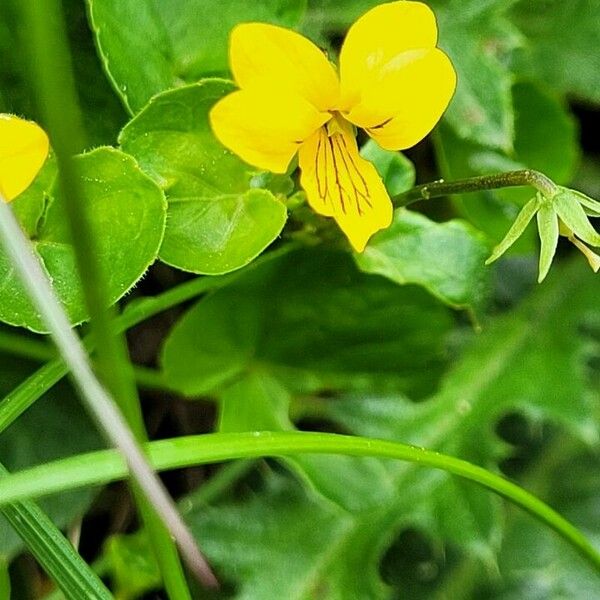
[298,118,393,252]
[209,88,330,174]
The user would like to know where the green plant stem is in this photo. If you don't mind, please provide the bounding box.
[0,331,55,362]
[393,169,559,207]
[20,0,214,593]
[118,242,294,332]
[132,366,175,392]
[0,463,112,600]
[179,460,257,515]
[0,331,174,392]
[0,558,9,600]
[0,431,598,576]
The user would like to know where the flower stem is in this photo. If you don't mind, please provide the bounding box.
[393,169,559,207]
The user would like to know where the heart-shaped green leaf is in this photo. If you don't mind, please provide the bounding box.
[161,249,453,399]
[119,80,288,275]
[1,147,166,331]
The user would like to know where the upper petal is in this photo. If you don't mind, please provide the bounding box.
[339,1,439,109]
[298,118,393,251]
[344,48,456,150]
[210,88,331,173]
[0,114,49,202]
[230,23,339,111]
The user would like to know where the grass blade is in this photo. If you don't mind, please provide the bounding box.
[0,463,112,600]
[14,0,217,591]
[0,431,598,576]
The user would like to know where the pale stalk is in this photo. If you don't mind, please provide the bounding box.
[0,196,217,587]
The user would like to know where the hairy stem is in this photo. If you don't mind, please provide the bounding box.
[393,169,559,207]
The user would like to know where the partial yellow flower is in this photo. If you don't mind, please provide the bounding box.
[210,1,456,252]
[0,114,49,202]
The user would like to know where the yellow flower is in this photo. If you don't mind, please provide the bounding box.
[210,1,456,251]
[0,114,49,202]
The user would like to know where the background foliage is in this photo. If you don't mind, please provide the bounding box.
[1,0,600,598]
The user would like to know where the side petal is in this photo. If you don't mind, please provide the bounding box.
[230,23,339,111]
[0,114,49,202]
[339,0,439,109]
[298,119,393,252]
[345,48,456,150]
[210,89,331,173]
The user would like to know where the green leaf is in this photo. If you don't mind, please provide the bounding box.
[219,373,291,433]
[161,248,453,399]
[104,531,161,600]
[360,140,415,196]
[96,429,518,600]
[160,188,287,275]
[340,257,600,511]
[0,147,166,331]
[426,260,599,444]
[187,470,355,600]
[119,81,288,275]
[487,445,600,599]
[510,0,600,105]
[511,81,579,183]
[9,156,56,241]
[319,394,505,573]
[355,209,490,310]
[87,0,307,113]
[294,260,600,592]
[432,0,519,150]
[219,373,400,512]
